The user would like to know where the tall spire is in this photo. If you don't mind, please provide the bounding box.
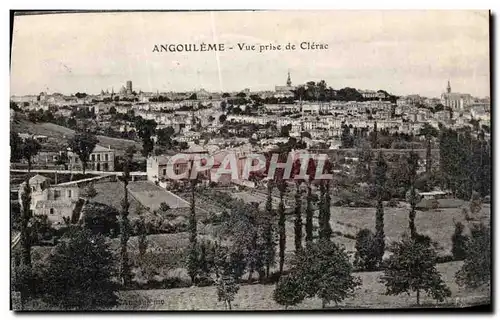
[446,80,451,94]
[286,70,292,87]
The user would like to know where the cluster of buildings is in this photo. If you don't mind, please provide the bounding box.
[12,76,491,158]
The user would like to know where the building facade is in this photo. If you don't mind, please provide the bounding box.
[68,145,115,172]
[440,81,472,111]
[19,174,82,225]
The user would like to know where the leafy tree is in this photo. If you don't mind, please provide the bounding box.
[40,228,118,310]
[21,137,41,173]
[318,181,333,240]
[55,151,69,170]
[187,179,198,284]
[277,188,286,276]
[341,125,354,148]
[419,123,438,173]
[83,183,98,199]
[301,131,312,139]
[374,152,387,265]
[19,180,32,268]
[291,160,303,253]
[280,124,292,138]
[14,264,34,309]
[159,202,171,212]
[156,127,175,147]
[407,151,420,238]
[213,244,240,310]
[141,137,154,157]
[136,211,148,258]
[10,100,20,111]
[439,127,490,199]
[68,131,98,175]
[354,229,380,271]
[10,131,23,162]
[370,121,379,149]
[456,223,490,289]
[135,118,157,157]
[275,163,287,276]
[218,201,266,282]
[263,180,276,277]
[451,221,469,260]
[354,142,373,183]
[28,214,53,245]
[300,157,316,243]
[178,141,189,150]
[273,274,306,309]
[16,180,34,307]
[382,235,451,305]
[293,239,361,308]
[119,152,132,287]
[82,202,119,236]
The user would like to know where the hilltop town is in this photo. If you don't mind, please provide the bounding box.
[10,74,491,310]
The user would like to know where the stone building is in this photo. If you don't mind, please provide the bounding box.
[68,144,115,172]
[18,174,82,225]
[440,80,472,111]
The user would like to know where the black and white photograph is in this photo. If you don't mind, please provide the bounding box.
[9,10,491,311]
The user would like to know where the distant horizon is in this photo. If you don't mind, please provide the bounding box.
[9,70,490,100]
[10,11,490,98]
[9,78,490,100]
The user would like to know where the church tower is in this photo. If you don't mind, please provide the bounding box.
[286,71,292,87]
[446,80,451,94]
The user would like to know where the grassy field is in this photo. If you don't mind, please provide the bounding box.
[106,200,490,270]
[91,181,144,219]
[115,261,489,310]
[329,204,491,255]
[12,120,141,154]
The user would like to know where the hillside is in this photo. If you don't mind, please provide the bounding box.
[11,119,141,154]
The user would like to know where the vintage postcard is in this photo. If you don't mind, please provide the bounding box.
[10,10,491,311]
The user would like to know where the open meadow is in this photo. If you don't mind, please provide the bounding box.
[116,261,489,310]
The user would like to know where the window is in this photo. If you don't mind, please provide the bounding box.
[67,190,72,198]
[105,154,109,161]
[162,169,167,176]
[91,154,95,162]
[175,164,184,175]
[97,154,101,161]
[103,163,108,171]
[50,208,54,215]
[54,190,61,200]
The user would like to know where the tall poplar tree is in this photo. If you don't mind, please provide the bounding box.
[374,152,387,265]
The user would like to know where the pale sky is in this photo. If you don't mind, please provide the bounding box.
[10,10,490,98]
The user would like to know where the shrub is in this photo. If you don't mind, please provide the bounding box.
[159,202,170,212]
[354,229,380,271]
[274,274,306,309]
[387,199,399,207]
